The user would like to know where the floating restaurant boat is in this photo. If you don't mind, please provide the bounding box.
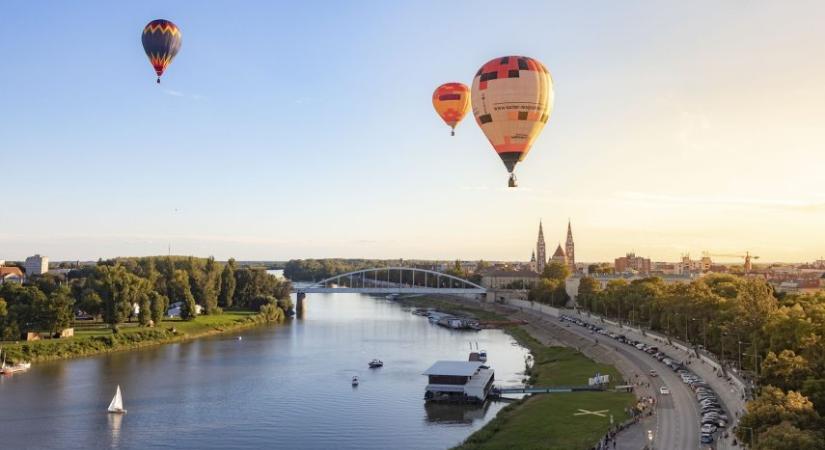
[423,361,495,403]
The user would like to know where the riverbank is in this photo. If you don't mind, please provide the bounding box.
[399,295,635,450]
[0,310,279,364]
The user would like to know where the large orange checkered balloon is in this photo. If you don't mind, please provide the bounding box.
[432,82,471,136]
[471,56,554,187]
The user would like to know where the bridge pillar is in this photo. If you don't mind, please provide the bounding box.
[296,292,306,313]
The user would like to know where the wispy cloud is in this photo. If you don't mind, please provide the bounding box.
[616,191,825,212]
[163,89,204,100]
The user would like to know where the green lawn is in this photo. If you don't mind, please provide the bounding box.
[0,310,265,363]
[454,324,635,450]
[457,392,634,450]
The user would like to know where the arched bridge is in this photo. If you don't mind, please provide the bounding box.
[295,267,487,295]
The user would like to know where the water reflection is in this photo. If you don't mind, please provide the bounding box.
[107,413,123,449]
[424,401,492,424]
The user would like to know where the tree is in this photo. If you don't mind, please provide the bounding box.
[202,256,221,315]
[39,286,74,335]
[541,262,570,281]
[577,276,601,309]
[801,379,825,417]
[171,269,197,320]
[148,291,168,326]
[736,386,822,445]
[219,258,236,308]
[91,265,144,332]
[78,289,103,318]
[760,350,813,392]
[754,421,823,450]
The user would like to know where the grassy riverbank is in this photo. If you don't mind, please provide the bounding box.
[0,311,273,363]
[399,296,635,450]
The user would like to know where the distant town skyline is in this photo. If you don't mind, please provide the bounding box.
[2,1,824,262]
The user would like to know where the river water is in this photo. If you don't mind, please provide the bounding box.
[0,291,529,450]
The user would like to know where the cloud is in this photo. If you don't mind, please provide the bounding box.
[163,89,204,100]
[615,191,825,212]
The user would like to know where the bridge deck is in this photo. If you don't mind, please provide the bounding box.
[296,287,486,294]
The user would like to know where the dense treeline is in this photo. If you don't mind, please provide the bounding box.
[283,259,390,281]
[0,256,292,339]
[577,274,825,448]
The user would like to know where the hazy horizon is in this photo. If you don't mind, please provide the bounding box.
[3,1,824,263]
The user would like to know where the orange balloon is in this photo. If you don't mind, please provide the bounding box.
[432,82,471,136]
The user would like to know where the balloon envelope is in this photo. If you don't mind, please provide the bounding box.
[470,56,554,178]
[432,82,471,135]
[142,19,182,82]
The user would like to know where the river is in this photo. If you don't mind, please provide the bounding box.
[0,289,529,450]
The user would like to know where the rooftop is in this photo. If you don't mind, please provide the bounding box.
[423,361,484,377]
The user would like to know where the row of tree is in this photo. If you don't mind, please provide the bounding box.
[576,274,825,448]
[0,256,292,339]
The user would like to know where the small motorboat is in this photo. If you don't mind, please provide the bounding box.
[478,350,488,362]
[368,359,384,368]
[351,376,359,386]
[108,385,127,414]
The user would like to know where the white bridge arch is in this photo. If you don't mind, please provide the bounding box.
[295,267,487,295]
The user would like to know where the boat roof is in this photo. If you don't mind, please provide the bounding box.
[423,361,484,377]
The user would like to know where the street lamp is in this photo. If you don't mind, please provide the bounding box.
[738,341,749,372]
[739,425,755,446]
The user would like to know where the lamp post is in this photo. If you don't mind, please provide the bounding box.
[739,425,755,447]
[738,341,748,372]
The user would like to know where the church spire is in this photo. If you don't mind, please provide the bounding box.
[565,219,575,271]
[536,220,546,274]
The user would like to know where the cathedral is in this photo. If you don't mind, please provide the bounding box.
[532,220,575,273]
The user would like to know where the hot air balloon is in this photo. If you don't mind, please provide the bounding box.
[432,82,471,136]
[470,56,554,187]
[141,19,182,83]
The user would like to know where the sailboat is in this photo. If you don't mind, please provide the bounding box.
[108,385,127,414]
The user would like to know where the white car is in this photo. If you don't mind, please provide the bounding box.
[659,386,670,395]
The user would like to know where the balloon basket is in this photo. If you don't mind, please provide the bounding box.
[508,174,518,188]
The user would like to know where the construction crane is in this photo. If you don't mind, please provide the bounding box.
[702,251,760,273]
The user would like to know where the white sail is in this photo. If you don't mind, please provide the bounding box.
[108,385,125,413]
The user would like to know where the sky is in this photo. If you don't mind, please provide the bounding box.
[1,1,824,263]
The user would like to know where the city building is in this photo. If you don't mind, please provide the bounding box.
[0,266,24,284]
[479,268,539,289]
[24,254,49,277]
[614,253,652,275]
[551,244,567,265]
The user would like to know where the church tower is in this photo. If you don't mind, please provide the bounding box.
[536,221,546,274]
[565,219,575,271]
